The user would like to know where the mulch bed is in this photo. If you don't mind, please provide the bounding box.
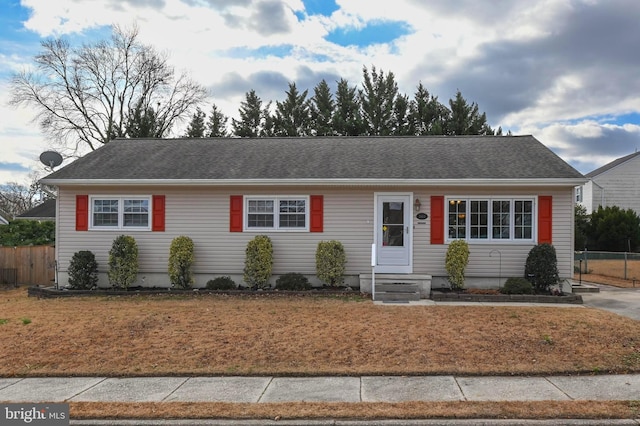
[29,285,582,304]
[27,285,365,299]
[430,289,583,304]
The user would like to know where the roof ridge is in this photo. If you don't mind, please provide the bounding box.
[586,150,640,177]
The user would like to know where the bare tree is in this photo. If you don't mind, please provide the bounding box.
[9,24,208,156]
[0,172,49,218]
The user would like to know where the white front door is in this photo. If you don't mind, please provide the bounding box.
[375,194,412,273]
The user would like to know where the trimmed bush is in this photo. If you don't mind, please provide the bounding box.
[243,235,273,289]
[315,240,346,287]
[206,276,236,290]
[445,239,469,290]
[108,235,138,289]
[68,250,98,290]
[500,277,534,294]
[168,236,195,289]
[524,243,559,293]
[276,272,312,291]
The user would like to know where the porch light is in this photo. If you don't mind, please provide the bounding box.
[414,198,421,212]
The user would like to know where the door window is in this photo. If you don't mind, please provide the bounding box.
[382,202,404,246]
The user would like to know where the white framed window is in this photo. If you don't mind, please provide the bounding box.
[575,186,583,203]
[90,196,151,230]
[446,197,534,242]
[245,196,309,231]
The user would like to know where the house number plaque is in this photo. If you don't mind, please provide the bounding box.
[416,213,428,220]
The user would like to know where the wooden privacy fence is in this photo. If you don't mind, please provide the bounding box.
[0,245,55,286]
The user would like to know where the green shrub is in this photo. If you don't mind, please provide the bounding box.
[108,235,139,289]
[168,236,195,289]
[0,219,55,246]
[243,235,273,289]
[68,250,99,290]
[500,277,534,294]
[276,272,312,291]
[206,276,236,290]
[315,240,347,287]
[445,239,469,290]
[524,243,559,293]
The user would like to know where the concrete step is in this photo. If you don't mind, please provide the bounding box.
[374,283,421,302]
[571,283,600,293]
[375,291,421,302]
[359,274,432,299]
[376,283,419,293]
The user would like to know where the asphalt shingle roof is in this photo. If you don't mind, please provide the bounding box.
[16,199,56,219]
[43,135,584,182]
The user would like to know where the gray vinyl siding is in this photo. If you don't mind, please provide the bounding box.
[56,186,377,286]
[412,187,574,280]
[580,181,595,213]
[589,156,640,215]
[56,184,575,287]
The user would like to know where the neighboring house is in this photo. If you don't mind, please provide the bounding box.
[16,199,57,222]
[577,151,640,214]
[41,135,586,294]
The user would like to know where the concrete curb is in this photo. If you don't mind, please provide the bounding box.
[70,419,640,425]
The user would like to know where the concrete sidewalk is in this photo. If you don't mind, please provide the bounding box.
[1,374,638,403]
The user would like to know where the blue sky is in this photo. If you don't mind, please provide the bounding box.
[1,0,640,184]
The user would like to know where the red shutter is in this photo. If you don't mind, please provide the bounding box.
[152,195,165,231]
[230,195,243,232]
[76,195,89,231]
[310,195,323,232]
[538,195,553,244]
[430,195,444,244]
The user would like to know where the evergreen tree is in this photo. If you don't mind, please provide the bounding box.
[588,206,640,252]
[360,66,398,135]
[261,101,275,137]
[184,107,206,138]
[123,99,164,138]
[232,90,264,137]
[392,93,412,135]
[447,90,493,135]
[574,204,589,250]
[410,83,448,135]
[310,79,334,136]
[273,82,312,136]
[206,104,229,137]
[333,78,364,136]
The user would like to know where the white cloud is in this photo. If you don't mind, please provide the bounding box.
[0,85,50,183]
[2,0,640,181]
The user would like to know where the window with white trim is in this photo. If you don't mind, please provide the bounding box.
[447,197,534,242]
[575,186,583,203]
[246,196,309,231]
[90,196,151,230]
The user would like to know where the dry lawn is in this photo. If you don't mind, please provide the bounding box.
[70,401,640,421]
[1,288,639,421]
[1,288,638,377]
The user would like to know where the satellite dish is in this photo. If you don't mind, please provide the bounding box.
[39,151,63,169]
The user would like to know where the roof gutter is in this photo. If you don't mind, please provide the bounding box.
[40,178,588,187]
